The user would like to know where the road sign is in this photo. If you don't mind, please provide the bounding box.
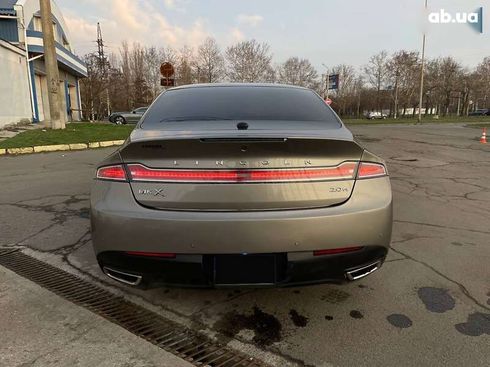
[325,97,333,105]
[160,62,175,78]
[160,78,175,87]
[328,74,339,90]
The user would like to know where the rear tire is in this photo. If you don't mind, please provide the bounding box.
[114,116,126,125]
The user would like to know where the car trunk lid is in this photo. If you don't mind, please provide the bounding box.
[120,125,364,211]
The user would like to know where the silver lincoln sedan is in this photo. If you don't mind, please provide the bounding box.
[90,83,392,288]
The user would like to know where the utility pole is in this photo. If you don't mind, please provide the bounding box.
[394,72,399,119]
[97,22,111,117]
[417,0,428,124]
[39,0,63,129]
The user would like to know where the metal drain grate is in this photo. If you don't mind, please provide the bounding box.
[0,249,266,367]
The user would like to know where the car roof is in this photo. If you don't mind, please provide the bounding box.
[167,83,310,91]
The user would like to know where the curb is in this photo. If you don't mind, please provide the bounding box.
[0,140,125,156]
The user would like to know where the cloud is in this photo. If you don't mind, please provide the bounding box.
[228,27,245,44]
[163,0,187,12]
[62,0,209,56]
[236,14,264,27]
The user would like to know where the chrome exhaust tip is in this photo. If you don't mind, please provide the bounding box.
[103,266,143,286]
[345,261,381,281]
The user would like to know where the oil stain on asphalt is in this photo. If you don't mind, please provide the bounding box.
[387,314,413,329]
[417,287,455,313]
[350,310,364,319]
[454,313,490,337]
[321,289,350,303]
[289,309,308,327]
[214,306,282,347]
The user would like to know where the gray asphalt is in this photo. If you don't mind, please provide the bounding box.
[0,123,489,366]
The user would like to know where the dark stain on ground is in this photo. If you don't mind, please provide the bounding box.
[358,284,367,289]
[63,196,87,206]
[391,157,419,162]
[321,289,350,303]
[454,313,490,336]
[293,290,301,294]
[325,315,334,321]
[451,241,476,247]
[79,208,90,219]
[387,314,413,329]
[417,287,455,313]
[214,306,282,347]
[350,310,364,319]
[357,136,381,143]
[289,309,308,327]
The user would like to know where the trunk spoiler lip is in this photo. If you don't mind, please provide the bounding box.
[127,128,355,144]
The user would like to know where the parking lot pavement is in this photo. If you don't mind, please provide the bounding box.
[0,123,489,366]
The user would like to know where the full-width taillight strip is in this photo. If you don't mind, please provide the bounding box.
[126,162,358,183]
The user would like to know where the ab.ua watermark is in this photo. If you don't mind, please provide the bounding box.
[428,8,483,33]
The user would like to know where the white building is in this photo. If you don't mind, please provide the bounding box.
[0,0,87,128]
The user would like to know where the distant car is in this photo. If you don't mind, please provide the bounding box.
[91,83,393,288]
[469,109,490,116]
[366,112,387,120]
[109,107,149,124]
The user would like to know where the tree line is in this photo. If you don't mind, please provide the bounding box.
[80,37,490,119]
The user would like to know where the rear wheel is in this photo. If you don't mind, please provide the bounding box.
[114,116,126,125]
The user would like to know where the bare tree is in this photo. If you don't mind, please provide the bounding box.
[130,43,152,106]
[196,37,225,83]
[277,57,319,89]
[327,64,357,116]
[434,57,462,116]
[176,46,195,85]
[387,51,419,117]
[364,51,389,112]
[159,46,178,66]
[119,41,133,110]
[145,46,163,100]
[226,40,273,82]
[475,57,490,109]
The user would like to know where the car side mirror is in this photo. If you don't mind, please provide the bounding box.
[132,111,136,114]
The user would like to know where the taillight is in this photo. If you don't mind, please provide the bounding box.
[357,162,387,179]
[96,165,127,181]
[313,246,364,256]
[126,162,358,183]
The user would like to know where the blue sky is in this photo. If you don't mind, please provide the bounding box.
[57,0,489,70]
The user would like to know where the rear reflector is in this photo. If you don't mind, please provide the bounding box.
[127,162,358,183]
[96,165,127,181]
[313,246,364,256]
[125,251,176,258]
[357,162,387,179]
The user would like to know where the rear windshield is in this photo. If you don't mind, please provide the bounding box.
[142,86,340,126]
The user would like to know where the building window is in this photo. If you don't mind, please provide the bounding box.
[32,16,42,32]
[32,16,62,44]
[62,36,71,51]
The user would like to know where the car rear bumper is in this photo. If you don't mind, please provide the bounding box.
[90,177,392,287]
[97,246,388,288]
